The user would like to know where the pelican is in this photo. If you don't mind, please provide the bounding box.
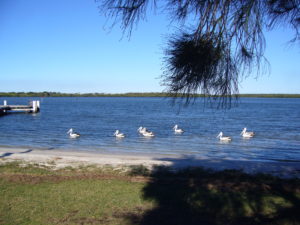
[217,132,231,141]
[114,130,125,138]
[137,126,146,134]
[173,124,184,134]
[138,126,155,137]
[137,127,149,134]
[241,128,255,138]
[142,131,155,137]
[67,128,80,138]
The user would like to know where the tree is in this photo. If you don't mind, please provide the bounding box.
[98,0,300,107]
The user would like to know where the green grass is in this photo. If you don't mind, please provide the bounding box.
[0,179,149,225]
[0,163,152,225]
[0,163,300,225]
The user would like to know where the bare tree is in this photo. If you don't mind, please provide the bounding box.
[98,0,300,107]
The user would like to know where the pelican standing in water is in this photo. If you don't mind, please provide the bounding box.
[114,130,125,138]
[173,124,184,134]
[241,128,255,138]
[67,128,80,138]
[217,132,231,141]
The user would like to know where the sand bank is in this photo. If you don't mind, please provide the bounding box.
[1,147,299,178]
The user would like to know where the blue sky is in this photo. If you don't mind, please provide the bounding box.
[0,0,299,94]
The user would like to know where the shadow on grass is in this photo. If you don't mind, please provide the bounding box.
[127,158,300,225]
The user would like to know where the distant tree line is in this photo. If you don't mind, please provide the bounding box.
[0,92,170,97]
[0,92,299,98]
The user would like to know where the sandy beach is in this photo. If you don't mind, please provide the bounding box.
[1,146,300,178]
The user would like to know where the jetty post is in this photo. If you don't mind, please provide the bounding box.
[3,100,7,113]
[31,100,40,113]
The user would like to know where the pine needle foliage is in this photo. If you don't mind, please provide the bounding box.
[98,0,300,107]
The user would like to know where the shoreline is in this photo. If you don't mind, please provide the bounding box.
[1,147,300,178]
[1,93,300,98]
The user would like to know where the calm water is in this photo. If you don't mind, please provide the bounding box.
[1,97,300,162]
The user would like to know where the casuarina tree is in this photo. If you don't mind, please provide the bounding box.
[98,0,299,107]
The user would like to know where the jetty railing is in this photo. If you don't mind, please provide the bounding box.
[0,100,40,115]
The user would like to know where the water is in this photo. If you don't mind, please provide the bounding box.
[1,97,300,162]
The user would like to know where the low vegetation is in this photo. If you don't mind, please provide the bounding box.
[1,92,300,98]
[1,162,300,225]
[0,92,169,98]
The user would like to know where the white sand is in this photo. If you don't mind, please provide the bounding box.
[0,147,173,169]
[1,147,299,178]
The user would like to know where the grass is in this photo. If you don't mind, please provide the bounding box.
[0,163,152,225]
[0,163,300,225]
[1,180,149,224]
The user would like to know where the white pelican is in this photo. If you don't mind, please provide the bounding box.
[138,126,155,137]
[137,126,146,134]
[173,124,184,134]
[217,132,231,141]
[137,127,149,134]
[241,128,255,138]
[114,130,125,138]
[142,131,155,137]
[67,128,80,138]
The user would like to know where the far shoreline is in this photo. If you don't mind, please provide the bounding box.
[1,92,300,98]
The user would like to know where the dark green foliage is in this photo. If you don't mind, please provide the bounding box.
[163,33,238,107]
[99,0,300,106]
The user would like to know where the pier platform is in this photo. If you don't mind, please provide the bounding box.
[0,100,40,115]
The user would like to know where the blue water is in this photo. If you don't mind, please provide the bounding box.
[1,97,300,162]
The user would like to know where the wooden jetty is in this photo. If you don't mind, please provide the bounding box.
[0,100,40,115]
